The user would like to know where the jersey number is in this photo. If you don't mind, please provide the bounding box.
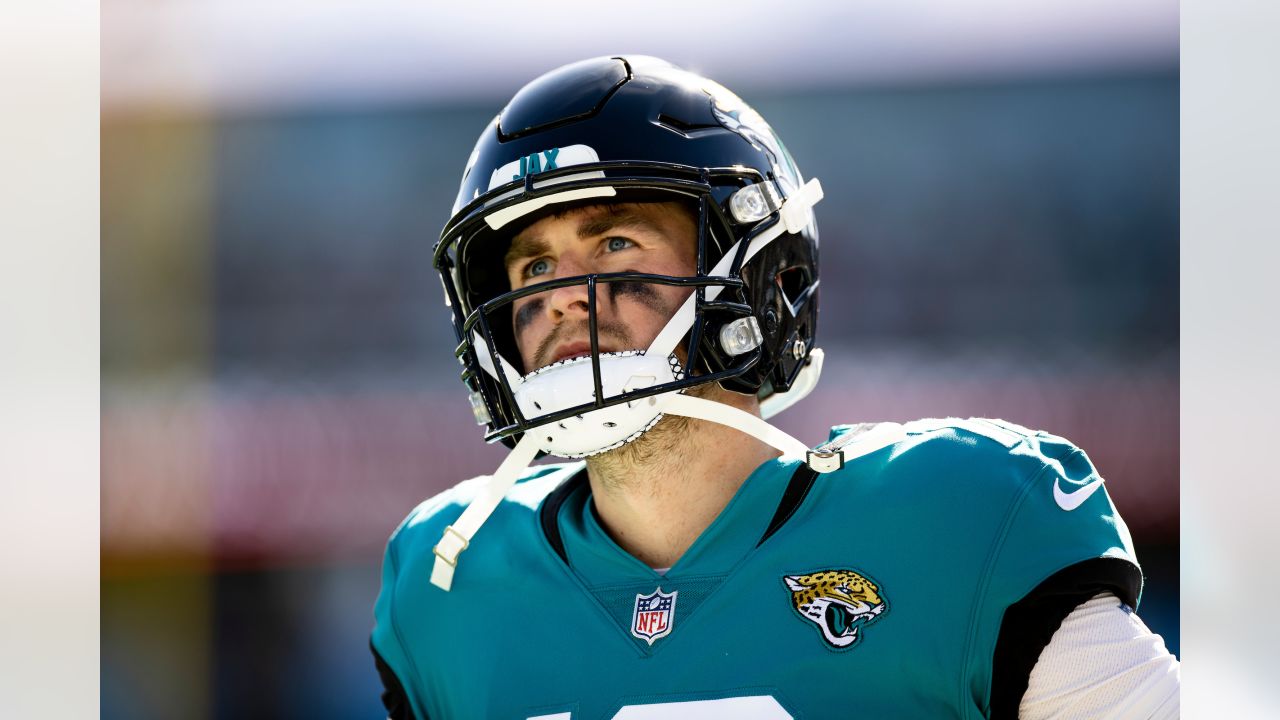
[529,696,792,719]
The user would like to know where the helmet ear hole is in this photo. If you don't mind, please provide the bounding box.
[776,265,814,315]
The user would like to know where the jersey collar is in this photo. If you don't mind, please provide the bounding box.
[545,455,802,585]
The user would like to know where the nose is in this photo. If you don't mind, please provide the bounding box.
[545,254,591,322]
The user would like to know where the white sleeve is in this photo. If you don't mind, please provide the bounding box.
[1018,592,1180,720]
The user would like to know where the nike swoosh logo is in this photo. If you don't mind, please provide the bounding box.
[1053,477,1105,511]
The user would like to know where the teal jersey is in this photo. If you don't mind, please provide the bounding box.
[372,418,1140,719]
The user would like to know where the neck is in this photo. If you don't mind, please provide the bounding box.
[584,384,780,569]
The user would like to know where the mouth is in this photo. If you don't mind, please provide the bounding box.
[826,602,865,636]
[550,342,600,365]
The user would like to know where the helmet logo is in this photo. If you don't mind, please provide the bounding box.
[512,148,559,181]
[487,144,602,191]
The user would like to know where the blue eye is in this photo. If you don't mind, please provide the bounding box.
[605,237,632,252]
[527,259,551,277]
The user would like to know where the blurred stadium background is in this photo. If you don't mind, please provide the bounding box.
[102,2,1178,717]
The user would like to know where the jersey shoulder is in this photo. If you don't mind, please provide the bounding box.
[386,460,582,565]
[826,416,1104,497]
[372,463,582,719]
[824,417,1138,589]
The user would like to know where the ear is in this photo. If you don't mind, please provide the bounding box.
[783,575,807,592]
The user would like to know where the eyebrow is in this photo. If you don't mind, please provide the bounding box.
[504,234,550,269]
[576,211,666,242]
[504,210,668,269]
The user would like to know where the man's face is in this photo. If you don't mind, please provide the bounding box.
[503,201,698,373]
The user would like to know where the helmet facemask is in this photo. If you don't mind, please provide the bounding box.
[442,183,773,458]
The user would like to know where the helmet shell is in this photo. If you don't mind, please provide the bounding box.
[436,56,821,447]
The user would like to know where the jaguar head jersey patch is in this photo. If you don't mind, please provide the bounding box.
[784,569,887,649]
[631,587,677,645]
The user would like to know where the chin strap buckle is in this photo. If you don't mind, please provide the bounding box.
[432,525,469,567]
[806,449,845,474]
[430,525,471,591]
[429,434,544,592]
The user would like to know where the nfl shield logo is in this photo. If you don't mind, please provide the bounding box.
[631,587,678,645]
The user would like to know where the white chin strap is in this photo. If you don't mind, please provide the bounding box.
[429,387,893,592]
[430,433,542,592]
[432,178,829,591]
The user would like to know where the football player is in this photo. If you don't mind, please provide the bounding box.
[371,56,1179,719]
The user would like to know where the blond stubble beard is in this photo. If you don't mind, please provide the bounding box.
[584,380,725,494]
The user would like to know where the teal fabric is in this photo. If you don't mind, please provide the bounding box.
[371,418,1139,719]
